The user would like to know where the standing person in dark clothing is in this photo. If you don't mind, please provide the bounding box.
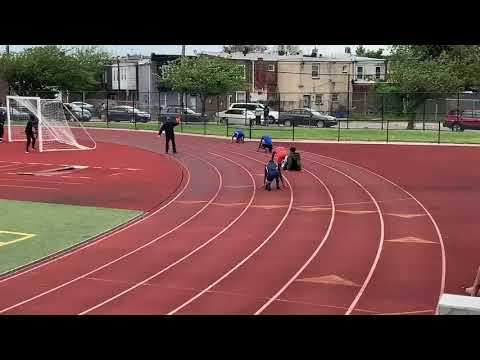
[263,105,270,125]
[158,117,179,154]
[0,107,6,142]
[25,113,37,153]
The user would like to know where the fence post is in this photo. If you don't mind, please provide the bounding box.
[381,93,384,131]
[386,116,390,143]
[437,119,441,144]
[106,97,109,128]
[249,119,252,139]
[203,116,206,135]
[292,119,295,141]
[337,118,341,142]
[133,97,137,130]
[422,101,426,131]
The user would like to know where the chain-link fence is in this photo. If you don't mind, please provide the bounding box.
[24,90,480,144]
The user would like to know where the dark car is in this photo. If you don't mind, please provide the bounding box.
[64,103,92,122]
[278,108,338,128]
[106,106,151,123]
[161,106,205,122]
[443,109,480,131]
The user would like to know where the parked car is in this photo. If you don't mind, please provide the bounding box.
[215,109,256,125]
[161,106,205,122]
[229,103,279,124]
[278,108,338,128]
[71,101,97,116]
[443,109,480,131]
[0,106,31,121]
[106,106,151,123]
[64,103,92,121]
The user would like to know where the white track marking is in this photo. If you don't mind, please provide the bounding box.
[0,184,59,190]
[79,152,256,315]
[0,157,222,314]
[0,155,192,285]
[302,156,385,315]
[0,178,83,185]
[167,151,294,315]
[303,150,445,314]
[254,167,335,314]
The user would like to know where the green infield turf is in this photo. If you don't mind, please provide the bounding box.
[0,199,142,276]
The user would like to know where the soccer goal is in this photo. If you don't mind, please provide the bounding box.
[6,96,96,152]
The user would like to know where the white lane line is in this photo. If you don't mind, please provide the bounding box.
[0,156,221,314]
[167,151,294,315]
[79,152,255,315]
[0,155,192,285]
[254,167,335,314]
[303,150,445,315]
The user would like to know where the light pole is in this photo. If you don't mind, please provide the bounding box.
[181,45,186,111]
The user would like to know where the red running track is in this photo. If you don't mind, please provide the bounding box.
[0,129,452,314]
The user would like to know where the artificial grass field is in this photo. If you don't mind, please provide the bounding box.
[81,121,480,145]
[0,199,142,276]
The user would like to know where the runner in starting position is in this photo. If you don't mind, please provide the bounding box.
[258,135,273,153]
[264,153,284,191]
[232,130,245,143]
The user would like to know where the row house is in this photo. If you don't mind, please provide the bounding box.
[277,54,388,115]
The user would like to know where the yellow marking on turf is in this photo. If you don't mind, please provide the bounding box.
[0,231,36,248]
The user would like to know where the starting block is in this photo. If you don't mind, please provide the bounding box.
[438,293,480,315]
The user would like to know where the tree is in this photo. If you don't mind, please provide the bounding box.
[0,45,112,97]
[387,45,480,129]
[355,45,386,58]
[223,45,268,54]
[277,45,302,56]
[161,55,246,116]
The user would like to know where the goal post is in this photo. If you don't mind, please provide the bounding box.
[6,95,96,152]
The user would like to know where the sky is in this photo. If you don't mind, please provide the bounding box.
[2,45,389,57]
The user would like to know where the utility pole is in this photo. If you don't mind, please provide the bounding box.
[5,46,10,96]
[181,45,186,111]
[116,56,121,101]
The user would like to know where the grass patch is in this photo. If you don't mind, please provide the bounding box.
[82,121,480,145]
[0,199,142,275]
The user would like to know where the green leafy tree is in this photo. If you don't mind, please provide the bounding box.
[355,45,386,58]
[387,45,480,129]
[0,45,112,97]
[161,55,246,115]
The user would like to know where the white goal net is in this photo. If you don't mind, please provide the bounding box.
[6,96,96,152]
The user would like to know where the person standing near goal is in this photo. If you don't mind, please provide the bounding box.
[0,107,6,142]
[25,113,37,153]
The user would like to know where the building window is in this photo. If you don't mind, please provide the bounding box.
[312,63,320,78]
[342,65,347,73]
[236,91,246,102]
[357,66,364,80]
[331,82,336,90]
[315,94,323,105]
[332,94,339,102]
[376,66,381,79]
[267,64,275,72]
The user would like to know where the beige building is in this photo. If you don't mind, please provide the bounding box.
[277,55,387,114]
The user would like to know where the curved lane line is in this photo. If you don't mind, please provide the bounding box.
[78,152,256,315]
[0,156,222,314]
[303,150,446,314]
[0,155,192,285]
[254,167,335,315]
[167,151,294,315]
[301,156,385,315]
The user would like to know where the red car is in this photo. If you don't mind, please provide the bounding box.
[443,109,480,131]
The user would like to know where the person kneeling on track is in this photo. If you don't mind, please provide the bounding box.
[283,147,302,171]
[232,130,245,143]
[264,154,284,191]
[258,135,273,153]
[274,146,288,168]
